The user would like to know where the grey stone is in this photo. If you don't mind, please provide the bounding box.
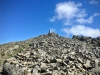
[1,32,100,75]
[40,63,47,73]
[41,72,52,75]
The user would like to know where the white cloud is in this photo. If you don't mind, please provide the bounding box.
[62,25,100,38]
[93,13,100,16]
[50,1,99,25]
[50,1,87,25]
[50,1,100,37]
[50,16,57,22]
[89,0,99,4]
[76,17,93,24]
[55,1,83,19]
[76,13,100,24]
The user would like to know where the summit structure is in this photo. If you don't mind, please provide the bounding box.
[49,29,52,34]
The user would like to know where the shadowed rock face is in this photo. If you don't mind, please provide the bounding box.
[73,35,100,46]
[0,32,100,75]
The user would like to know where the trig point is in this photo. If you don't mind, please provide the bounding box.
[49,29,52,34]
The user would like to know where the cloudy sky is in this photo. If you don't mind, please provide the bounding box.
[0,0,100,44]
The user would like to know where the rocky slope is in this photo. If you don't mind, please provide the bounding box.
[0,32,100,75]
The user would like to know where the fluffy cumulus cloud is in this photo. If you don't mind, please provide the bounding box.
[62,25,100,38]
[89,0,99,4]
[50,1,99,25]
[50,1,86,25]
[50,1,100,37]
[76,13,100,24]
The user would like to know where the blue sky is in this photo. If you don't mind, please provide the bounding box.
[0,0,100,44]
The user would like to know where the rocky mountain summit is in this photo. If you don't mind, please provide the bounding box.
[0,31,100,75]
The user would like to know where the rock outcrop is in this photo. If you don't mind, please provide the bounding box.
[73,35,100,46]
[0,32,100,75]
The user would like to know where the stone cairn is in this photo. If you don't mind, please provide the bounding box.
[1,31,100,75]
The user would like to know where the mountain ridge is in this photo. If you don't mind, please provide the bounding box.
[0,32,100,75]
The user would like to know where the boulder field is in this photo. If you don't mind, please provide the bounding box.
[1,32,100,75]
